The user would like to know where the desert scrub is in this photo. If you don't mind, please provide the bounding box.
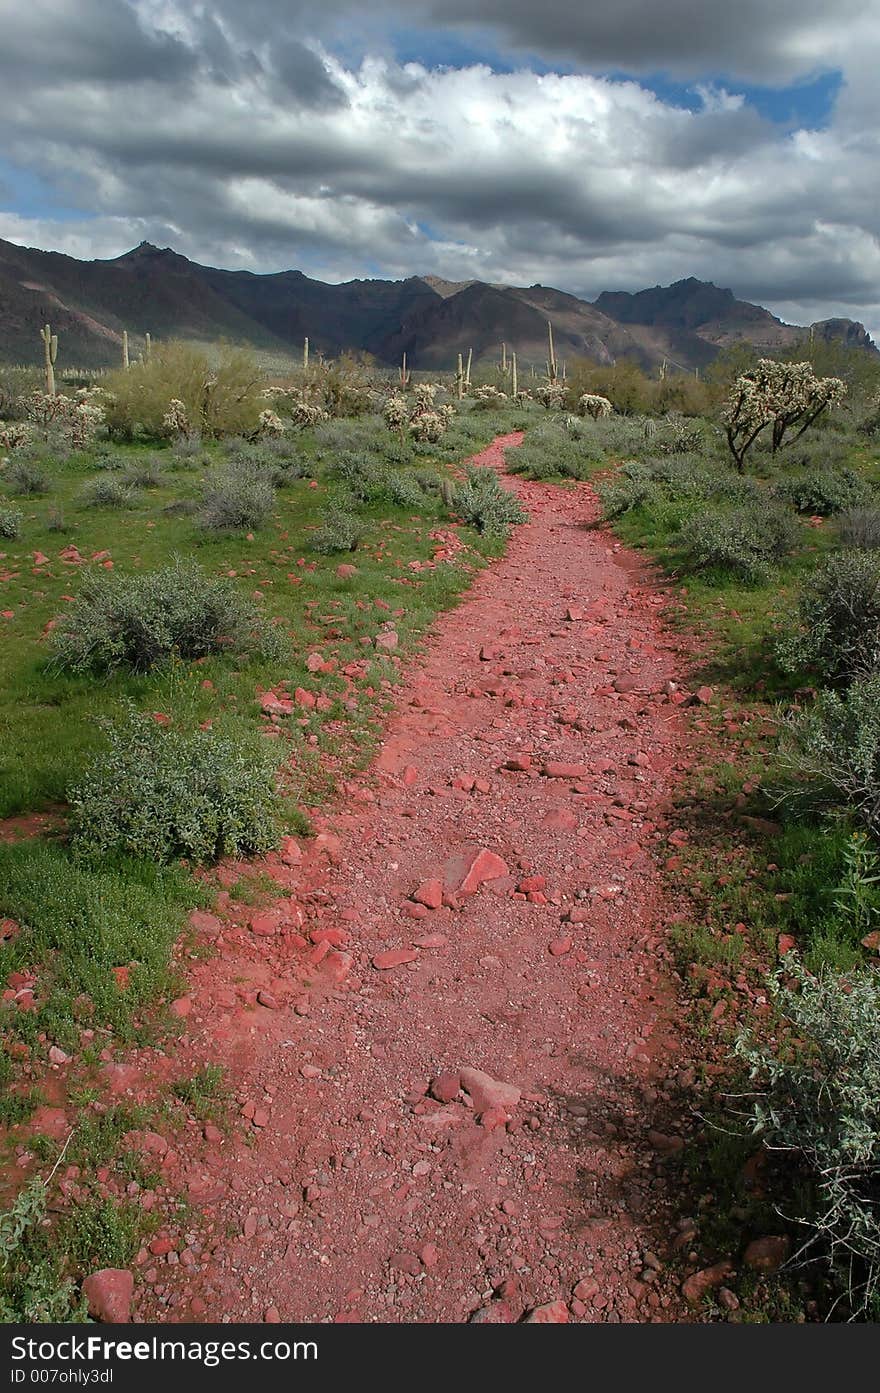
[839,508,880,550]
[676,502,798,583]
[197,466,276,532]
[772,467,870,516]
[0,504,22,539]
[0,1179,80,1322]
[78,476,134,509]
[451,466,527,540]
[50,559,284,674]
[777,675,880,835]
[310,506,363,554]
[3,459,49,496]
[777,551,880,686]
[69,706,281,864]
[735,957,880,1316]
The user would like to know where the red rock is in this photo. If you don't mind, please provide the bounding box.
[778,933,797,956]
[372,949,419,970]
[336,564,358,579]
[412,932,448,949]
[413,879,443,910]
[566,606,585,621]
[279,837,302,866]
[389,1252,421,1276]
[257,990,279,1009]
[543,807,578,831]
[524,1300,569,1323]
[573,1277,599,1302]
[250,910,283,936]
[169,996,191,1018]
[325,950,354,983]
[743,1236,790,1273]
[402,764,418,786]
[149,1237,174,1256]
[693,685,714,705]
[566,906,591,925]
[470,1303,514,1323]
[681,1261,734,1305]
[294,687,316,709]
[260,692,294,716]
[252,1107,270,1128]
[419,1242,440,1269]
[459,1066,520,1112]
[542,762,589,779]
[478,1105,510,1129]
[264,1306,281,1323]
[861,931,880,952]
[48,1045,70,1065]
[306,652,324,672]
[548,937,573,957]
[189,908,222,938]
[83,1269,133,1324]
[376,631,398,650]
[504,755,532,771]
[449,847,510,896]
[403,901,429,919]
[30,1106,69,1140]
[518,874,546,893]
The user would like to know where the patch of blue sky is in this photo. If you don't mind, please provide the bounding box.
[0,158,87,221]
[631,69,843,128]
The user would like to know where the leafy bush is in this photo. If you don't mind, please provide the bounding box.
[103,342,265,441]
[0,1180,79,1322]
[70,707,281,863]
[839,508,880,550]
[773,467,870,516]
[507,422,601,480]
[78,476,133,509]
[0,505,22,539]
[778,675,880,833]
[451,466,527,539]
[197,467,276,532]
[677,502,798,582]
[736,957,880,1315]
[777,551,880,685]
[311,507,363,554]
[3,459,49,495]
[50,558,283,674]
[122,458,165,489]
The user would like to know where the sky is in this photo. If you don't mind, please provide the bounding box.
[0,0,879,338]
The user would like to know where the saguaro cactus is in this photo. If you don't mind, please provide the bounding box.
[40,324,58,396]
[455,352,465,401]
[501,341,508,373]
[465,348,472,389]
[399,353,411,389]
[122,330,130,370]
[143,332,152,364]
[511,351,518,398]
[546,322,557,383]
[303,336,309,371]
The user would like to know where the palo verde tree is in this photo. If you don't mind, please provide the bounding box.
[722,358,846,471]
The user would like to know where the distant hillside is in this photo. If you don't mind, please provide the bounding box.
[0,239,875,373]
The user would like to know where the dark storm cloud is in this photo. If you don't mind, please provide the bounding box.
[0,0,196,84]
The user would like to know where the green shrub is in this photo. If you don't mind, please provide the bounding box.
[0,505,22,539]
[121,458,165,489]
[386,471,431,508]
[451,466,527,539]
[3,459,49,495]
[507,422,600,480]
[0,1180,79,1322]
[78,476,134,509]
[777,551,880,685]
[736,957,880,1315]
[676,503,798,582]
[103,342,264,441]
[773,467,870,516]
[778,675,880,833]
[50,558,284,674]
[197,467,276,532]
[70,707,281,864]
[311,507,364,554]
[839,508,880,550]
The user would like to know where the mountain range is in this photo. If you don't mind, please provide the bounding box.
[0,236,876,375]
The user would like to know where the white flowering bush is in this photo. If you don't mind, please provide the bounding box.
[472,385,508,409]
[257,409,285,437]
[289,398,329,430]
[22,390,104,449]
[579,392,613,420]
[722,359,846,471]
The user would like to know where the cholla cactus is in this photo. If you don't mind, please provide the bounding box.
[578,393,613,420]
[472,384,508,409]
[258,409,285,437]
[413,383,437,412]
[0,421,33,450]
[643,418,657,441]
[383,394,409,437]
[535,382,567,410]
[163,398,192,437]
[723,359,846,470]
[289,398,328,429]
[70,390,105,448]
[409,410,446,443]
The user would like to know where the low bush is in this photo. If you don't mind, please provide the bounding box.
[310,507,363,554]
[507,422,601,480]
[197,467,276,532]
[451,466,527,539]
[676,502,798,583]
[78,476,133,509]
[0,1180,79,1322]
[121,458,165,489]
[0,505,22,539]
[777,551,880,686]
[839,508,880,550]
[772,467,871,516]
[736,956,880,1315]
[69,706,281,864]
[103,342,264,441]
[3,460,49,496]
[778,675,880,833]
[50,558,284,674]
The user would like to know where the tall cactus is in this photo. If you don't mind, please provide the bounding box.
[40,323,58,396]
[122,330,130,370]
[455,352,465,401]
[303,336,309,371]
[511,351,518,398]
[399,352,411,389]
[465,348,472,389]
[143,332,152,364]
[501,341,508,374]
[546,321,557,383]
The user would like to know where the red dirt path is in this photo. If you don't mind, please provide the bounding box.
[134,433,700,1324]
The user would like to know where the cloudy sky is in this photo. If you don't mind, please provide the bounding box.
[1,0,879,335]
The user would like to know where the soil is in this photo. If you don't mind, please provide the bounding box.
[125,434,702,1324]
